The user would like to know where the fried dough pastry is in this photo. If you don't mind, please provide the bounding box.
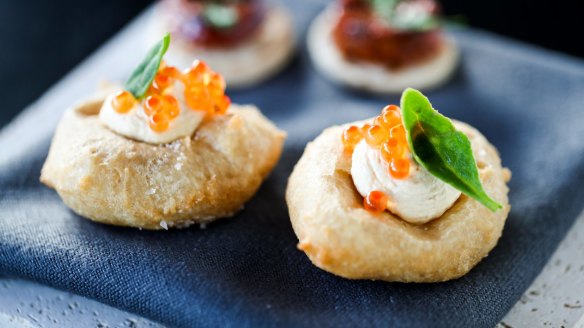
[41,95,285,229]
[286,121,510,282]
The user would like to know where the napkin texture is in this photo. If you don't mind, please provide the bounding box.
[1,2,584,327]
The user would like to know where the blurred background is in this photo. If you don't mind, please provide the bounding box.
[2,0,583,128]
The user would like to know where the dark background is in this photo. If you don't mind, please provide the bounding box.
[2,0,583,127]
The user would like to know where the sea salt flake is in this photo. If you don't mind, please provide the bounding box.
[166,140,182,151]
[160,220,168,230]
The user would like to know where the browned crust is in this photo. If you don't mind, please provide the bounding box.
[41,96,285,229]
[286,121,510,282]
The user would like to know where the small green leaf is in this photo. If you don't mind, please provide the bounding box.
[367,0,439,32]
[125,33,171,99]
[369,0,399,23]
[202,4,239,29]
[391,12,440,31]
[400,88,502,211]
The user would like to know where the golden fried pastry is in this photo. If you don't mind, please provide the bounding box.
[286,90,510,282]
[41,97,284,229]
[41,34,285,230]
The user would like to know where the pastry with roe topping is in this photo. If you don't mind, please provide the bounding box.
[307,0,459,93]
[286,88,510,282]
[41,34,286,229]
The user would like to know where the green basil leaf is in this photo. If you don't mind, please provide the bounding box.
[125,33,171,99]
[400,88,502,211]
[369,0,399,23]
[202,4,239,29]
[368,0,440,32]
[391,13,440,31]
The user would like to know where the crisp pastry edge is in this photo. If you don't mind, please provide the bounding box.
[286,120,510,282]
[41,96,286,229]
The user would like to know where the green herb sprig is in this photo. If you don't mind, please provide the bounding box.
[125,33,171,99]
[202,4,239,29]
[368,0,440,32]
[400,88,502,211]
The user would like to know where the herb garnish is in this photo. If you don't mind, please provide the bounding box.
[368,0,440,32]
[202,4,239,29]
[400,88,502,211]
[125,33,171,99]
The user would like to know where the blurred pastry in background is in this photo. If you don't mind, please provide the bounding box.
[308,0,459,93]
[149,0,295,88]
[41,35,286,230]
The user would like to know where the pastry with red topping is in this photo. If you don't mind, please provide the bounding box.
[41,35,286,229]
[149,0,295,88]
[286,89,510,282]
[308,0,459,93]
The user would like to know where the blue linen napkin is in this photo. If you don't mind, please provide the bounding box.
[1,2,584,327]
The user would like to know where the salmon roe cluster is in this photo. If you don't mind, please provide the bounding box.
[112,60,230,133]
[341,104,411,213]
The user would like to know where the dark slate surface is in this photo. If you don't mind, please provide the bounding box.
[0,0,152,128]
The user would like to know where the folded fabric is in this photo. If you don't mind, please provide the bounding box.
[1,2,584,327]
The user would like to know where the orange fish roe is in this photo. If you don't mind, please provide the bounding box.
[182,60,231,116]
[131,60,230,133]
[152,73,173,92]
[149,112,170,132]
[364,190,389,213]
[342,126,363,152]
[343,104,410,179]
[389,125,406,141]
[365,125,389,147]
[143,94,162,116]
[381,106,401,129]
[111,91,136,114]
[381,140,404,162]
[163,95,180,119]
[160,66,181,79]
[143,93,180,132]
[360,123,372,134]
[342,104,412,213]
[389,157,410,179]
